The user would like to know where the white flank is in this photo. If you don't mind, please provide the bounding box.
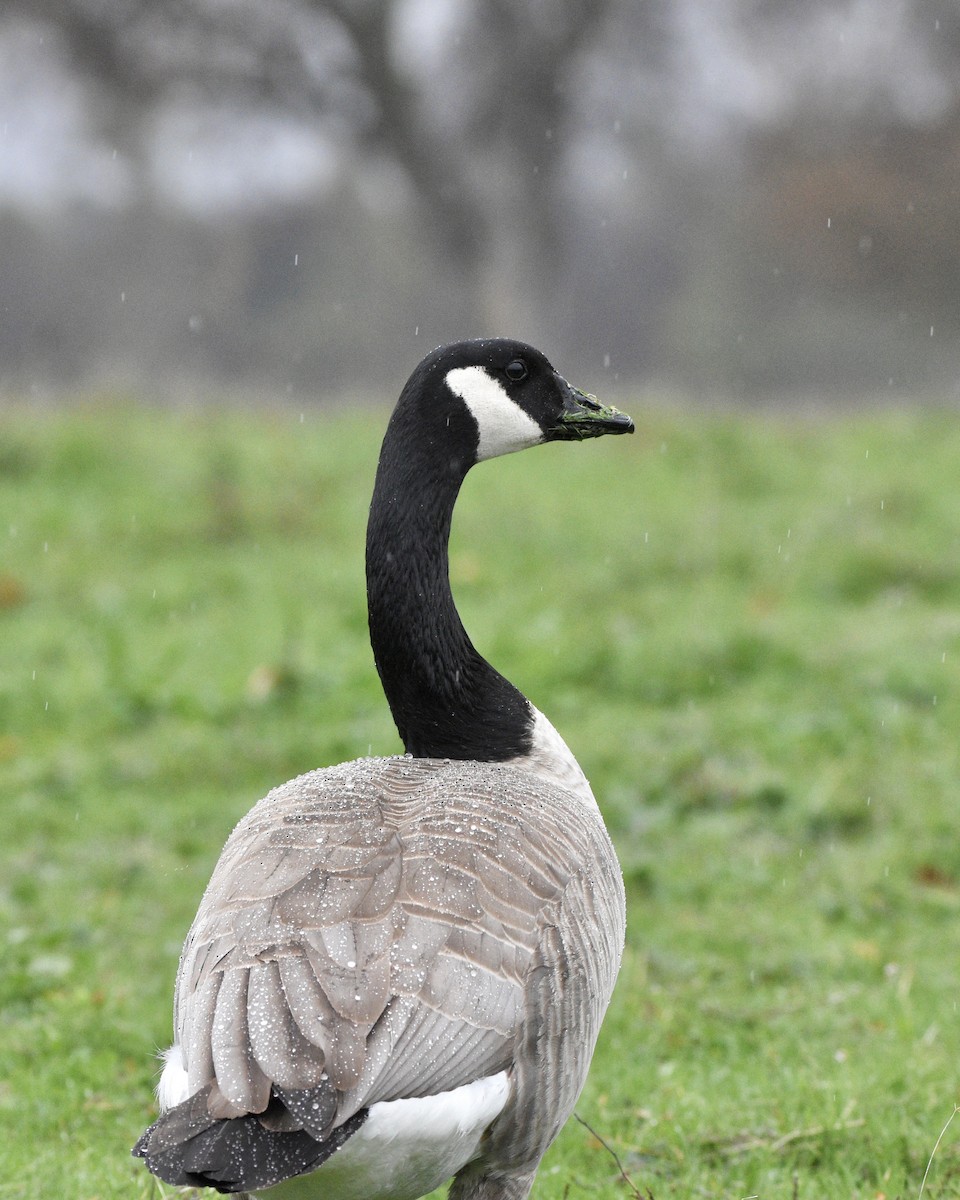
[157,1043,190,1111]
[360,1069,510,1144]
[446,366,542,461]
[258,1072,511,1200]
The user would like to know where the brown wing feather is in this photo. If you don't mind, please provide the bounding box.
[472,828,626,1180]
[172,756,622,1144]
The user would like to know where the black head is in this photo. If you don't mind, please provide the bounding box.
[393,338,633,469]
[368,338,633,762]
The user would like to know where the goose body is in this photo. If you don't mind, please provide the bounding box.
[134,339,632,1199]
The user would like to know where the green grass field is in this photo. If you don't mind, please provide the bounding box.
[1,398,958,1200]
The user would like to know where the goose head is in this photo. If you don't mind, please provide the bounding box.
[391,338,633,474]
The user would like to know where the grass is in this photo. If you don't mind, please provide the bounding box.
[1,396,959,1199]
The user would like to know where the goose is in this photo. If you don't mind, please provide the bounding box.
[133,338,632,1200]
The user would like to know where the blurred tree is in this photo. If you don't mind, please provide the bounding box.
[2,0,959,396]
[5,0,637,335]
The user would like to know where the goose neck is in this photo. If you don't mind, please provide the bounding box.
[365,433,531,763]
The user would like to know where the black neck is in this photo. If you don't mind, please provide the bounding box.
[365,411,532,762]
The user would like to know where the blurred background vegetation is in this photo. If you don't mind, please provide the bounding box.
[1,0,958,403]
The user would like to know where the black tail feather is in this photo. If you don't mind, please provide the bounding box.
[133,1086,367,1193]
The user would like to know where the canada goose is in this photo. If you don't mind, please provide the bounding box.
[133,338,632,1199]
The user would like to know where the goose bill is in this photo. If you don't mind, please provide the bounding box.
[549,386,635,441]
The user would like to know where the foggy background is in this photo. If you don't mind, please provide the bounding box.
[2,0,958,403]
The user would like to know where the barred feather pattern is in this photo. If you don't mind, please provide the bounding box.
[142,755,625,1195]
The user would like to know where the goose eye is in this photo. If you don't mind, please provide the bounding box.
[504,359,528,382]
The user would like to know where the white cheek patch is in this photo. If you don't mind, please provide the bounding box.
[445,365,543,461]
